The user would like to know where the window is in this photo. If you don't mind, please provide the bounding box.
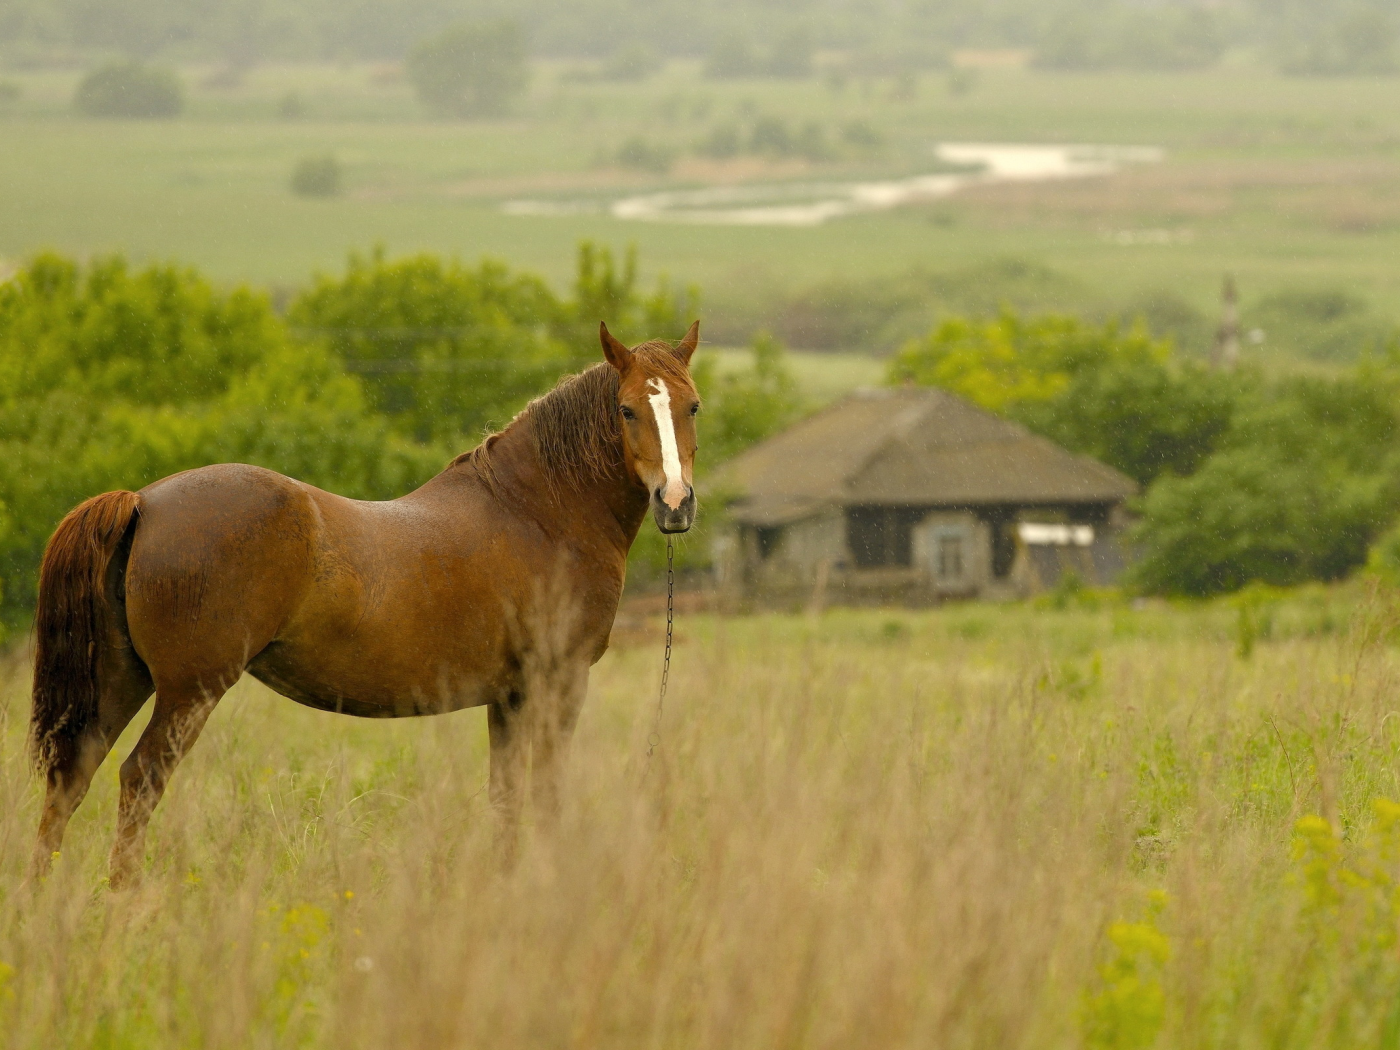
[937,535,964,581]
[755,526,782,561]
[847,506,926,568]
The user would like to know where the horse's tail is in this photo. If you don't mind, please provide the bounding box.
[30,490,142,779]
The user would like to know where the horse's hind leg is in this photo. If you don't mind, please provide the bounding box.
[31,647,153,879]
[108,680,227,890]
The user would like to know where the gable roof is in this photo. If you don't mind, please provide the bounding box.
[709,387,1138,526]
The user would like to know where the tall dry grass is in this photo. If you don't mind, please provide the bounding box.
[3,594,1400,1048]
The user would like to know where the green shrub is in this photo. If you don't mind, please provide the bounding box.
[291,155,342,197]
[406,19,528,117]
[748,116,792,156]
[73,61,183,118]
[615,136,675,174]
[277,91,305,119]
[1131,372,1400,596]
[600,42,663,82]
[703,32,760,79]
[697,123,742,159]
[890,311,1236,485]
[0,253,441,620]
[288,248,567,441]
[1242,289,1398,363]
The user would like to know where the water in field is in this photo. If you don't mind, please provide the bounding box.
[503,142,1163,226]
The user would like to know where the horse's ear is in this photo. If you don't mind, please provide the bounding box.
[674,320,700,364]
[600,322,631,372]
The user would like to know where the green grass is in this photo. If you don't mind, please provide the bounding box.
[702,346,884,403]
[6,585,1400,1045]
[4,60,1400,333]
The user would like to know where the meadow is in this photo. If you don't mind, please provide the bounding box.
[4,59,1400,339]
[5,585,1400,1047]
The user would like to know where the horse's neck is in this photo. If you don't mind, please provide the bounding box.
[459,420,649,554]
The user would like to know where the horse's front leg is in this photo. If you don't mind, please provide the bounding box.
[487,694,528,864]
[530,666,588,828]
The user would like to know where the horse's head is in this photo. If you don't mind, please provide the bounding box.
[601,320,701,534]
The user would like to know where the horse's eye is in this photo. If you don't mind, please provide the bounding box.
[690,403,700,416]
[620,405,636,421]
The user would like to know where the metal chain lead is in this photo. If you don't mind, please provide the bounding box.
[646,536,675,764]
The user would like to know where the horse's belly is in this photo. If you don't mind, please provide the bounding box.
[246,639,505,718]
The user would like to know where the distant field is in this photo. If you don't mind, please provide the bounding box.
[6,590,1400,1046]
[4,60,1400,338]
[704,346,884,402]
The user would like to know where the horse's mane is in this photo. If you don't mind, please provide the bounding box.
[457,341,690,495]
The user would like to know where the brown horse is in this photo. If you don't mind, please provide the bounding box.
[29,322,701,887]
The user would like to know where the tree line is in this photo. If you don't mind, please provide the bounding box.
[1,0,1396,77]
[892,314,1400,597]
[3,243,1399,629]
[0,243,800,626]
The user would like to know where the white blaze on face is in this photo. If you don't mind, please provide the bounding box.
[646,377,686,509]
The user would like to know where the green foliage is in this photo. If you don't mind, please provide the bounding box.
[0,253,443,619]
[1273,3,1400,75]
[406,19,528,118]
[600,42,663,82]
[288,241,695,446]
[1282,800,1400,1040]
[288,247,568,442]
[1037,7,1227,71]
[615,136,675,174]
[1131,371,1400,596]
[290,155,341,197]
[1366,519,1400,584]
[569,242,699,351]
[1243,289,1399,363]
[73,61,183,119]
[694,331,803,469]
[704,28,813,79]
[1080,892,1170,1050]
[889,311,1233,486]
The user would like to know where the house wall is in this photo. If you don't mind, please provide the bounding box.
[742,510,848,590]
[911,511,991,595]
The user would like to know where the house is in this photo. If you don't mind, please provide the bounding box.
[708,387,1138,605]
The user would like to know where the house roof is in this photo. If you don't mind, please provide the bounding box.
[708,387,1138,526]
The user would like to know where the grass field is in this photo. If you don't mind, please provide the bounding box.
[5,586,1400,1046]
[4,60,1400,336]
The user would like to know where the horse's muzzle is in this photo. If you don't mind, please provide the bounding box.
[653,486,697,534]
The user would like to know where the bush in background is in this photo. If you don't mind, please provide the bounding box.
[889,312,1234,486]
[73,61,183,118]
[615,136,675,174]
[406,19,528,117]
[1132,371,1400,596]
[289,248,570,441]
[600,42,663,82]
[291,154,342,197]
[0,253,442,619]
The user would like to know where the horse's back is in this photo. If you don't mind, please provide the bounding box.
[124,464,321,690]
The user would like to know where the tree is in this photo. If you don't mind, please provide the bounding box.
[73,61,183,118]
[406,19,528,118]
[1131,371,1400,596]
[0,253,442,620]
[888,312,1235,485]
[289,248,567,441]
[692,331,803,467]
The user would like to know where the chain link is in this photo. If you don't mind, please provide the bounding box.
[645,536,675,767]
